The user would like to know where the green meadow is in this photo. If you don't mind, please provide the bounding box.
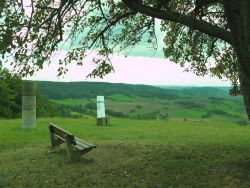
[36,81,247,121]
[1,81,250,187]
[1,117,250,187]
[52,95,247,121]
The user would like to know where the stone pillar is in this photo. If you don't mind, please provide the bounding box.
[22,80,36,129]
[96,96,107,126]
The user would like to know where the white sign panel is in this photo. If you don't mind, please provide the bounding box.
[97,96,105,118]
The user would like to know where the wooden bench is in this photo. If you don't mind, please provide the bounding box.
[48,123,96,161]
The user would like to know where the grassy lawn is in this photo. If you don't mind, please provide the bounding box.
[1,117,250,187]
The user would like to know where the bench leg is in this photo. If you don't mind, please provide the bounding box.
[65,134,75,161]
[65,135,82,162]
[49,126,57,148]
[49,125,64,150]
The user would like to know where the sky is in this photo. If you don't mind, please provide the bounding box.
[20,1,230,86]
[26,52,230,86]
[23,20,230,86]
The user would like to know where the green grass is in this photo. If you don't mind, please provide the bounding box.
[1,117,250,187]
[52,96,247,121]
[51,98,90,106]
[107,93,136,102]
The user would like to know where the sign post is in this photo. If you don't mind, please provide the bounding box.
[96,96,107,126]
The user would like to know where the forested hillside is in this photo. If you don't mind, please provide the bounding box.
[36,81,236,100]
[0,69,22,118]
[36,81,180,99]
[0,71,86,118]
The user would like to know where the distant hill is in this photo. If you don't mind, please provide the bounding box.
[36,81,180,100]
[157,85,242,99]
[179,87,230,98]
[36,81,242,101]
[36,81,246,120]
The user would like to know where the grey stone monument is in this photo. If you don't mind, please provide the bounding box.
[22,80,36,129]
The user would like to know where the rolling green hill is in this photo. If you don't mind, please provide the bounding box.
[36,81,247,122]
[37,81,239,101]
[36,81,180,100]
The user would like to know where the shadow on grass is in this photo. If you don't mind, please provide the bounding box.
[47,147,95,165]
[1,143,250,187]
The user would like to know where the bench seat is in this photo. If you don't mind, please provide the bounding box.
[48,123,96,161]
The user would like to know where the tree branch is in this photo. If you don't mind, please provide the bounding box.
[122,0,232,44]
[89,10,136,49]
[194,0,223,18]
[195,0,223,8]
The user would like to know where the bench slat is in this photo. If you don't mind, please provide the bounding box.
[55,135,65,141]
[75,140,95,150]
[49,123,75,144]
[49,123,74,136]
[75,138,96,148]
[73,144,86,151]
[75,140,90,149]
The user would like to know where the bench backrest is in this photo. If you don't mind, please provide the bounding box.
[49,123,76,145]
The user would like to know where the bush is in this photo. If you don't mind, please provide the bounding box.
[106,109,126,117]
[210,109,228,115]
[85,102,96,110]
[136,111,159,120]
[136,105,142,109]
[175,101,203,109]
[129,109,136,113]
[201,112,212,118]
[237,120,248,126]
[69,112,83,118]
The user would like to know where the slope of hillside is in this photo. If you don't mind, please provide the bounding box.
[36,81,180,100]
[37,81,240,100]
[36,81,247,121]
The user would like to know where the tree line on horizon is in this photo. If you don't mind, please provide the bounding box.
[0,68,129,119]
[0,68,87,119]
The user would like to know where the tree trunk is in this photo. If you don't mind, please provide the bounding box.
[224,0,250,119]
[239,65,250,119]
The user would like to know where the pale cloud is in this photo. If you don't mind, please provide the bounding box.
[26,53,230,86]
